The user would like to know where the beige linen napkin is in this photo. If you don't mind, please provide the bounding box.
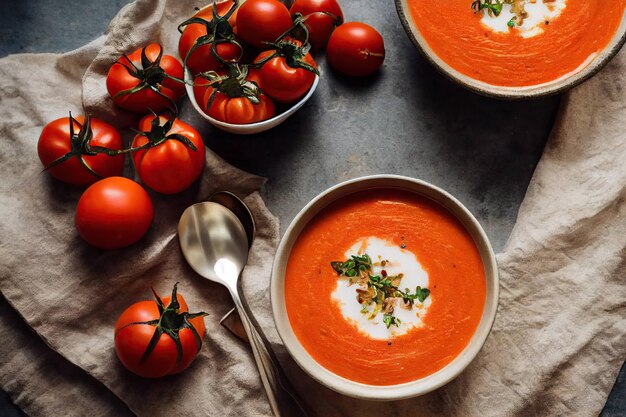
[0,0,624,416]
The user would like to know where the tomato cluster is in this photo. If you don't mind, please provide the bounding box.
[35,0,387,379]
[37,39,208,248]
[180,0,384,124]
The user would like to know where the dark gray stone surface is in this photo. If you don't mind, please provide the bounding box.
[0,0,623,416]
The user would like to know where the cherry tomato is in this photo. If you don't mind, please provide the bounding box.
[132,115,206,194]
[326,22,385,77]
[290,0,343,49]
[178,1,241,75]
[253,40,317,103]
[76,177,153,250]
[106,43,185,113]
[115,283,206,378]
[203,85,275,124]
[236,0,293,49]
[38,114,124,186]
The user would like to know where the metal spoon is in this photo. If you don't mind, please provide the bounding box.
[178,200,309,417]
[209,191,253,343]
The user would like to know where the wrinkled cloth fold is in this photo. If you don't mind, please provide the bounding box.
[0,0,624,416]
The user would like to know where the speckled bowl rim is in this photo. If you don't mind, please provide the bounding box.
[271,175,499,400]
[394,0,626,100]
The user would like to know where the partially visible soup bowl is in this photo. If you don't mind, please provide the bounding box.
[395,0,626,99]
[271,175,499,400]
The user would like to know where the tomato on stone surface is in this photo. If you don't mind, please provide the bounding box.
[253,38,318,103]
[114,283,207,378]
[106,43,185,113]
[37,113,124,187]
[326,22,385,77]
[290,0,343,49]
[131,114,206,195]
[236,0,293,49]
[75,177,153,250]
[201,69,276,124]
[178,0,241,75]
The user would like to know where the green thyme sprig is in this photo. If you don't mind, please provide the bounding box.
[471,0,527,27]
[331,254,371,278]
[383,314,401,329]
[471,0,504,16]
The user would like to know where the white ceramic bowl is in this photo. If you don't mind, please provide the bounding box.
[185,68,319,135]
[395,0,626,99]
[271,175,499,400]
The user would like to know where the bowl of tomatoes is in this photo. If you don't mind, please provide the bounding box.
[185,67,319,135]
[180,0,324,134]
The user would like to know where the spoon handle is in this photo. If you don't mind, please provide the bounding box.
[230,293,310,417]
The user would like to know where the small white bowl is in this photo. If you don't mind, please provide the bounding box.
[185,68,319,135]
[271,175,499,400]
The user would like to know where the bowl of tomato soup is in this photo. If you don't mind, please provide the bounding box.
[395,0,626,98]
[271,175,499,399]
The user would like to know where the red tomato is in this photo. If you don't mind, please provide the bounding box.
[178,1,241,75]
[76,177,153,250]
[246,67,263,88]
[326,22,385,76]
[131,115,206,194]
[203,85,275,124]
[290,0,343,49]
[106,43,185,113]
[192,75,214,107]
[253,40,317,103]
[38,114,124,186]
[236,0,293,49]
[115,283,207,378]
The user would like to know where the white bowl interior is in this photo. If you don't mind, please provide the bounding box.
[396,0,626,99]
[271,175,500,400]
[184,68,319,135]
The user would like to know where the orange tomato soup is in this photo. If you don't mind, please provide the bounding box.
[407,0,626,86]
[285,190,486,385]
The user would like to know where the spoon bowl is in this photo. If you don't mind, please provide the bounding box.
[178,202,248,287]
[208,191,255,251]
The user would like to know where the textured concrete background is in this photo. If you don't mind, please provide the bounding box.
[0,0,623,415]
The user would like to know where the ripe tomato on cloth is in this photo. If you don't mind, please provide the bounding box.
[236,0,293,49]
[37,113,124,186]
[178,0,241,75]
[253,39,318,103]
[131,114,206,194]
[106,43,185,113]
[326,22,385,77]
[75,177,153,250]
[290,0,343,49]
[200,69,276,124]
[115,283,207,378]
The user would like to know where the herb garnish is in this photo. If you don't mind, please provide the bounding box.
[507,16,517,27]
[331,253,431,329]
[471,0,528,26]
[331,254,372,279]
[471,0,503,17]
